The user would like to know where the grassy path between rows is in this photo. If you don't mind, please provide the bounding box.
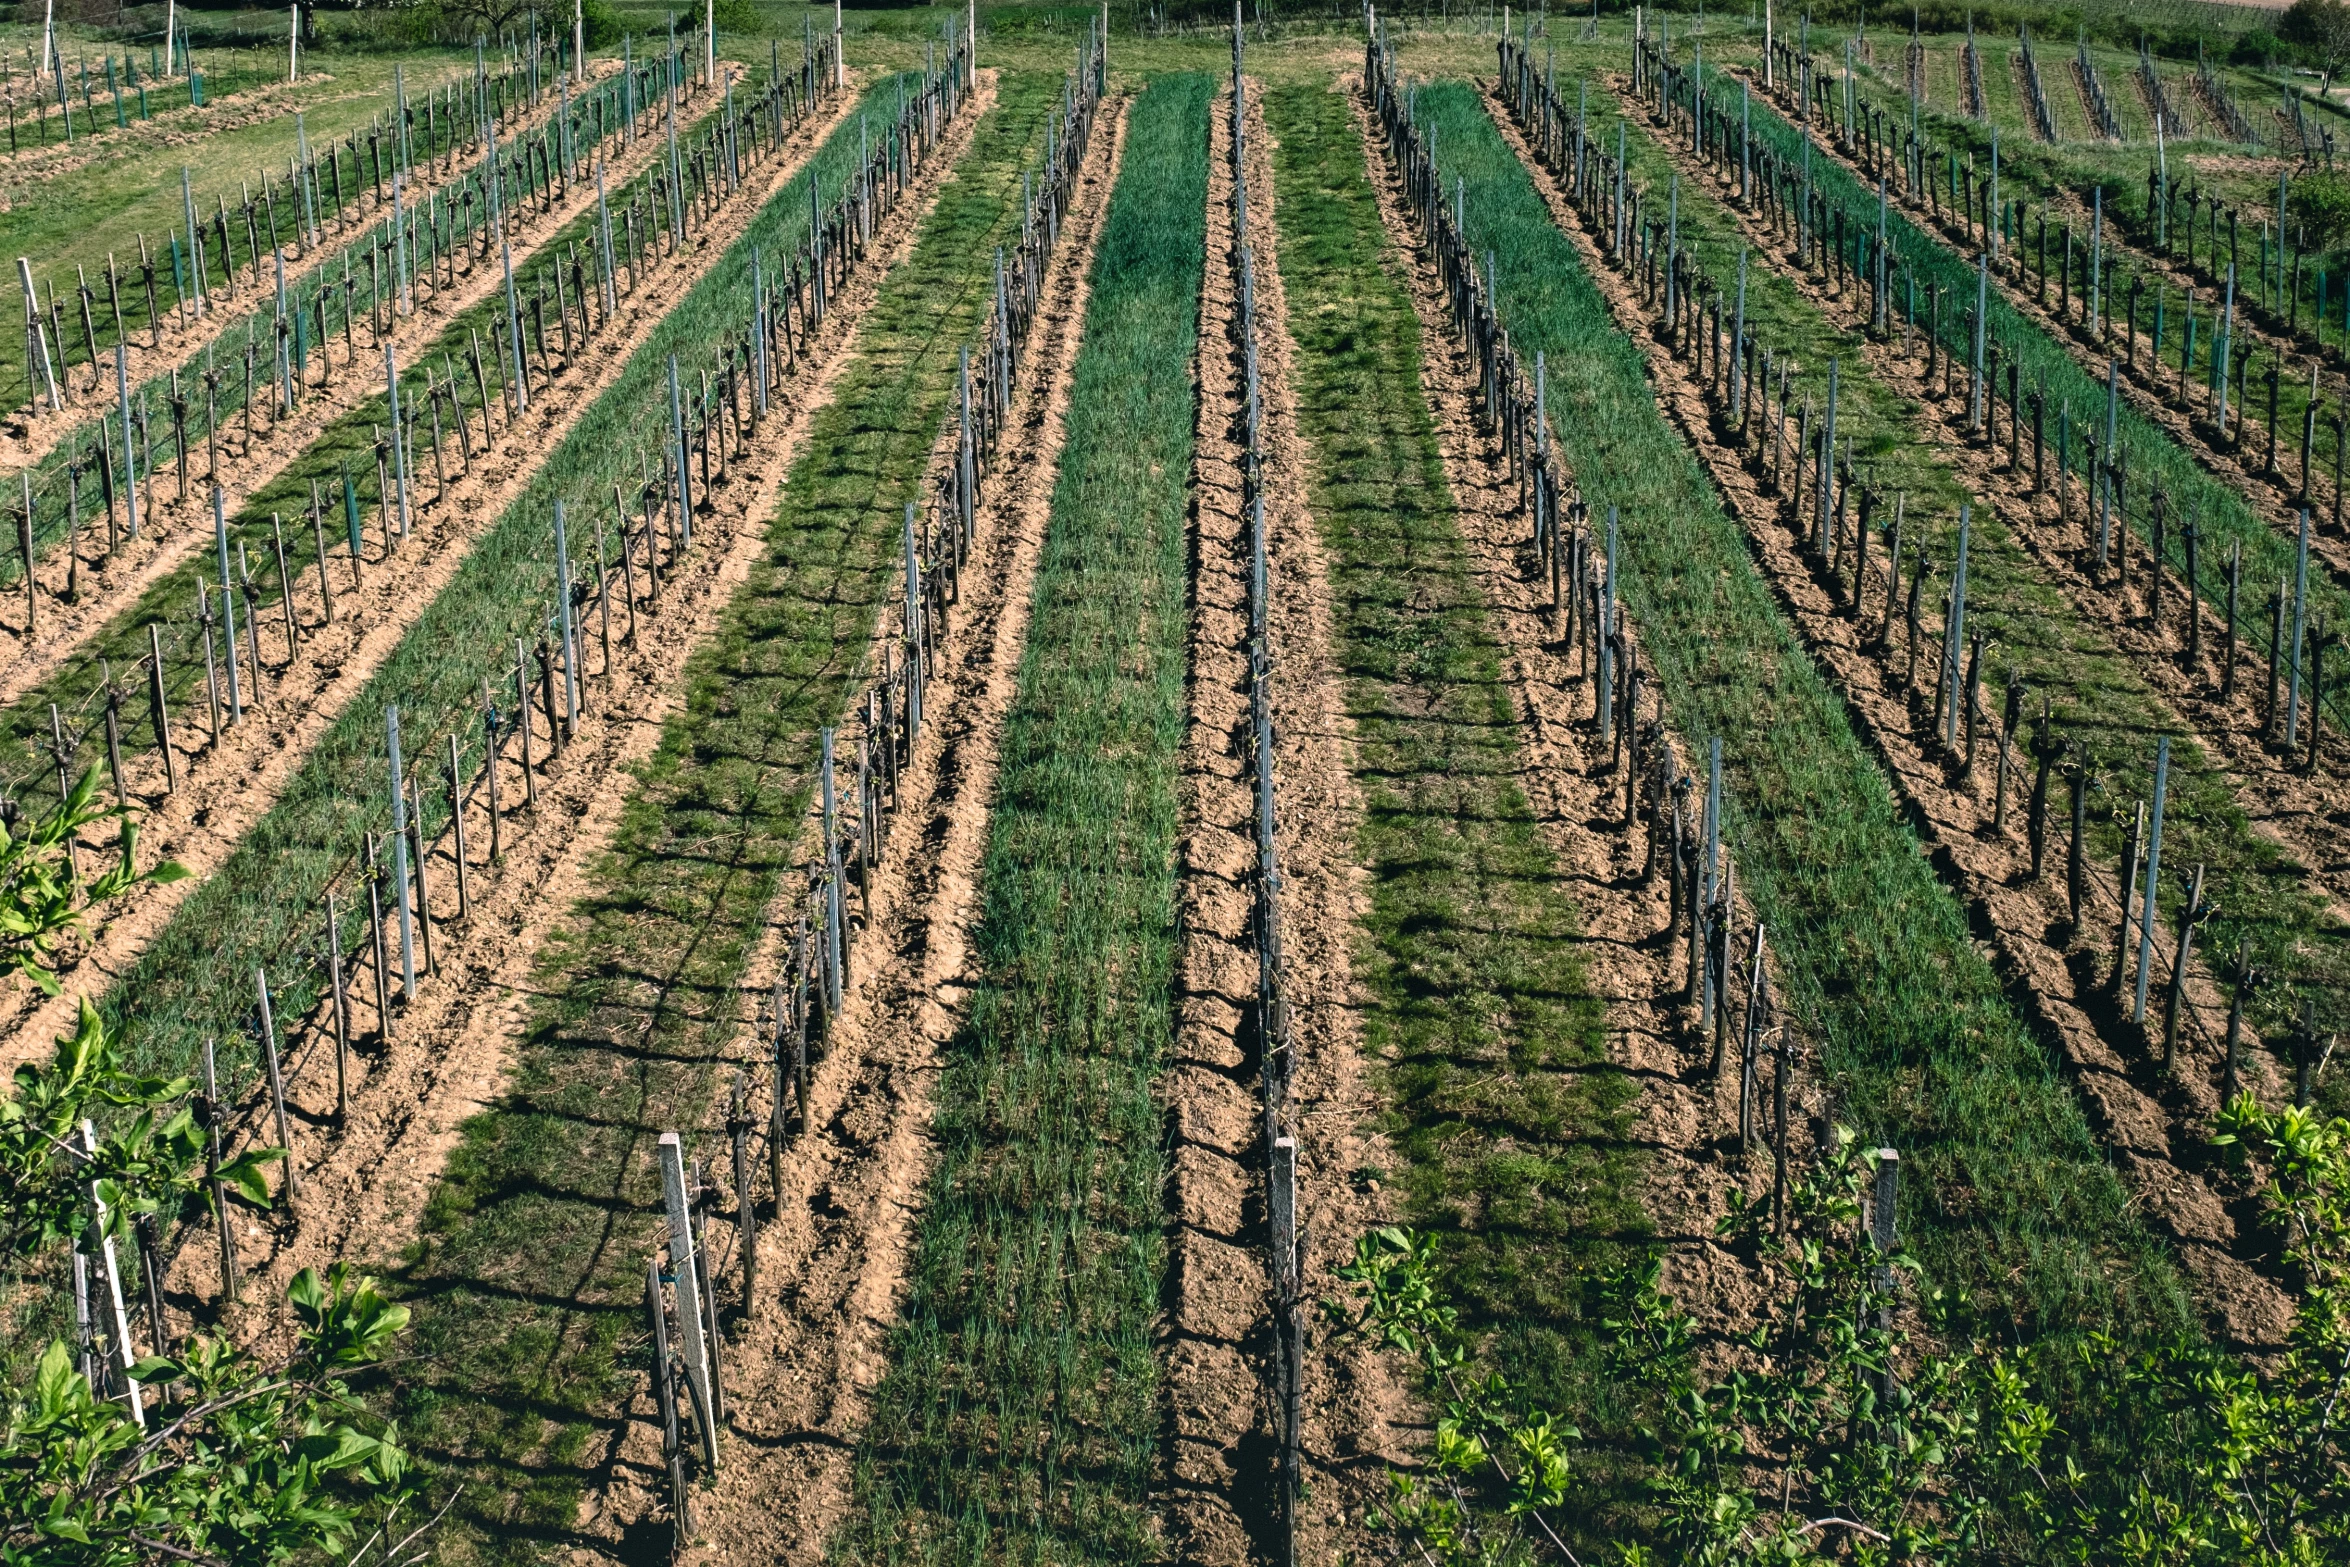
[1591,104,2341,1119]
[369,72,1068,1561]
[1262,74,1642,1431]
[833,71,1208,1565]
[1414,80,2195,1358]
[1711,65,2350,1042]
[3,83,751,782]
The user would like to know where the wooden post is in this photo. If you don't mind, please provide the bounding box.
[271,514,298,658]
[657,1132,718,1466]
[482,680,504,862]
[689,1163,725,1423]
[364,835,394,1040]
[2164,864,2207,1067]
[407,775,434,976]
[730,1070,757,1303]
[446,734,469,919]
[311,484,334,623]
[200,1037,239,1304]
[254,966,299,1201]
[147,625,176,793]
[645,1259,694,1540]
[2224,939,2255,1104]
[515,640,538,807]
[1871,1147,1898,1404]
[327,894,350,1122]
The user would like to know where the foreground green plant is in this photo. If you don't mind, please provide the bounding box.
[0,776,420,1566]
[1334,1102,2350,1566]
[0,771,236,1268]
[0,1265,426,1567]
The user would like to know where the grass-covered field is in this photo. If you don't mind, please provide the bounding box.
[1410,77,2195,1362]
[1709,70,2350,1060]
[1264,59,1642,1395]
[378,69,1065,1560]
[1261,74,1650,1540]
[1,78,744,789]
[1591,96,2349,1123]
[837,69,1208,1563]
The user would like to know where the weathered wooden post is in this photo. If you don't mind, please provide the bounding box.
[644,1258,694,1539]
[255,965,299,1201]
[2163,864,2208,1067]
[387,705,417,1002]
[657,1132,719,1466]
[730,1071,758,1302]
[326,894,350,1122]
[200,1037,239,1303]
[2132,738,2171,1025]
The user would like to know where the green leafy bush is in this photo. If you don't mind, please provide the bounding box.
[1333,1107,2350,1565]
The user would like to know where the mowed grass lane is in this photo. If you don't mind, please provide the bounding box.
[1412,81,2193,1355]
[1261,76,1643,1455]
[379,72,1067,1561]
[1722,69,2350,1065]
[1592,103,2338,1154]
[835,71,1209,1565]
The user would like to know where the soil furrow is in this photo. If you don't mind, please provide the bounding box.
[2,66,782,705]
[1,75,870,1077]
[1164,77,1291,1563]
[1491,83,2294,1343]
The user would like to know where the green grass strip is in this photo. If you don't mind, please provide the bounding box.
[378,74,1069,1562]
[836,71,1210,1565]
[1708,67,2350,1041]
[1,84,744,784]
[1595,108,2344,1114]
[1414,80,2195,1350]
[1262,77,1639,1388]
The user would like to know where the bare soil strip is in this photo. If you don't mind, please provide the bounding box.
[1494,86,2294,1344]
[0,79,873,1077]
[2,66,803,703]
[161,75,1008,1368]
[540,84,1123,1565]
[1164,79,1297,1562]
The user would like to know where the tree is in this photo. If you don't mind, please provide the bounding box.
[1333,1115,2350,1564]
[0,779,434,1566]
[0,1265,432,1567]
[2284,0,2350,90]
